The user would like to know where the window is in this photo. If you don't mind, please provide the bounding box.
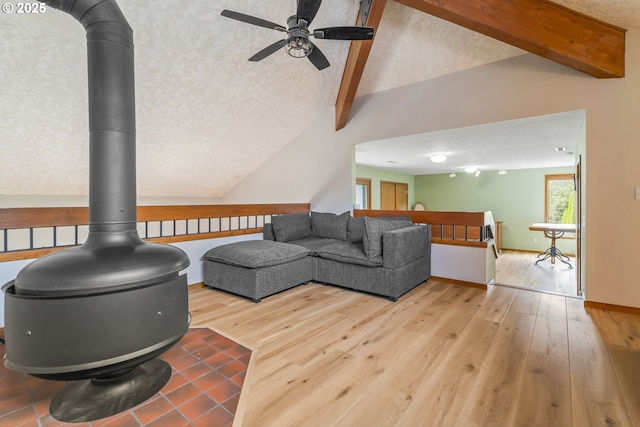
[355,178,371,209]
[545,174,575,225]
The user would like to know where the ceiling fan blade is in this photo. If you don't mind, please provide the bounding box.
[221,10,286,32]
[248,39,288,62]
[296,0,322,25]
[307,42,330,70]
[313,26,374,40]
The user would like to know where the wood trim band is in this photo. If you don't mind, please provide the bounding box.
[432,238,489,248]
[0,207,89,229]
[584,300,640,315]
[430,276,488,290]
[354,209,489,226]
[0,203,310,230]
[137,204,310,222]
[0,247,70,262]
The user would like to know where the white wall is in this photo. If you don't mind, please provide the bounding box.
[221,31,640,308]
[431,244,494,285]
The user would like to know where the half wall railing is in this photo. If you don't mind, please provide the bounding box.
[0,203,310,261]
[354,209,496,248]
[2,205,495,261]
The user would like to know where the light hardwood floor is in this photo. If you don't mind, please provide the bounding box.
[496,250,577,297]
[189,280,640,427]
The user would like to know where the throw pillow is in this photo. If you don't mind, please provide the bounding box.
[311,211,349,241]
[347,216,365,243]
[363,216,414,261]
[271,212,311,242]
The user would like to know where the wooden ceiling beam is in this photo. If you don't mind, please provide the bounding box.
[393,0,625,79]
[335,0,387,131]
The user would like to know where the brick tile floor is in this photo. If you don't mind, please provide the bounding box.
[0,328,251,426]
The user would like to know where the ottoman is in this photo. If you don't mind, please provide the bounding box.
[202,240,313,302]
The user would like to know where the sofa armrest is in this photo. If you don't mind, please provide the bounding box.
[382,225,431,269]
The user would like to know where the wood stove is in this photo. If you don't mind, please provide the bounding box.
[2,0,191,422]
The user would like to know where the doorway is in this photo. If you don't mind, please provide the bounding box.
[355,178,372,209]
[381,181,408,210]
[495,157,582,298]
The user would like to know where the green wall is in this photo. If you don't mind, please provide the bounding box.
[414,166,576,253]
[355,165,415,210]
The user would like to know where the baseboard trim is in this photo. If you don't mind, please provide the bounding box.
[189,282,206,290]
[502,248,576,257]
[430,276,488,290]
[501,248,541,254]
[584,300,640,315]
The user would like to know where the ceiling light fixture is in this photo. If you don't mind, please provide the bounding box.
[555,147,566,152]
[464,166,477,173]
[430,154,447,163]
[499,170,507,175]
[449,172,456,178]
[475,170,481,177]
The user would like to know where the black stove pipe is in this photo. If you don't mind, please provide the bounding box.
[48,0,138,231]
[83,0,138,234]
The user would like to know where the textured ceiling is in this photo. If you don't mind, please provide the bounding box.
[1,0,639,198]
[356,110,585,175]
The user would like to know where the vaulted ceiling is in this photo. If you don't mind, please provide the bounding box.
[1,1,639,198]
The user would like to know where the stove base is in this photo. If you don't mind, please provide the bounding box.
[50,358,171,423]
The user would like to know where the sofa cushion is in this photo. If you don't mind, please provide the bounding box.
[315,242,382,267]
[347,216,365,243]
[202,240,310,268]
[311,211,349,241]
[262,222,276,241]
[271,212,311,242]
[363,217,414,262]
[287,236,343,254]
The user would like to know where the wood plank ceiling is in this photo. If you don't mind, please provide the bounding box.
[335,0,626,130]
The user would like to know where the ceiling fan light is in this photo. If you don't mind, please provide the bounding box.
[430,154,447,163]
[285,37,312,58]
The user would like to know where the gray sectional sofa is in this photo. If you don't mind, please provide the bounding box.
[203,212,431,302]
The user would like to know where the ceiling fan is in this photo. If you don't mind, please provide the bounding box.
[221,0,374,70]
